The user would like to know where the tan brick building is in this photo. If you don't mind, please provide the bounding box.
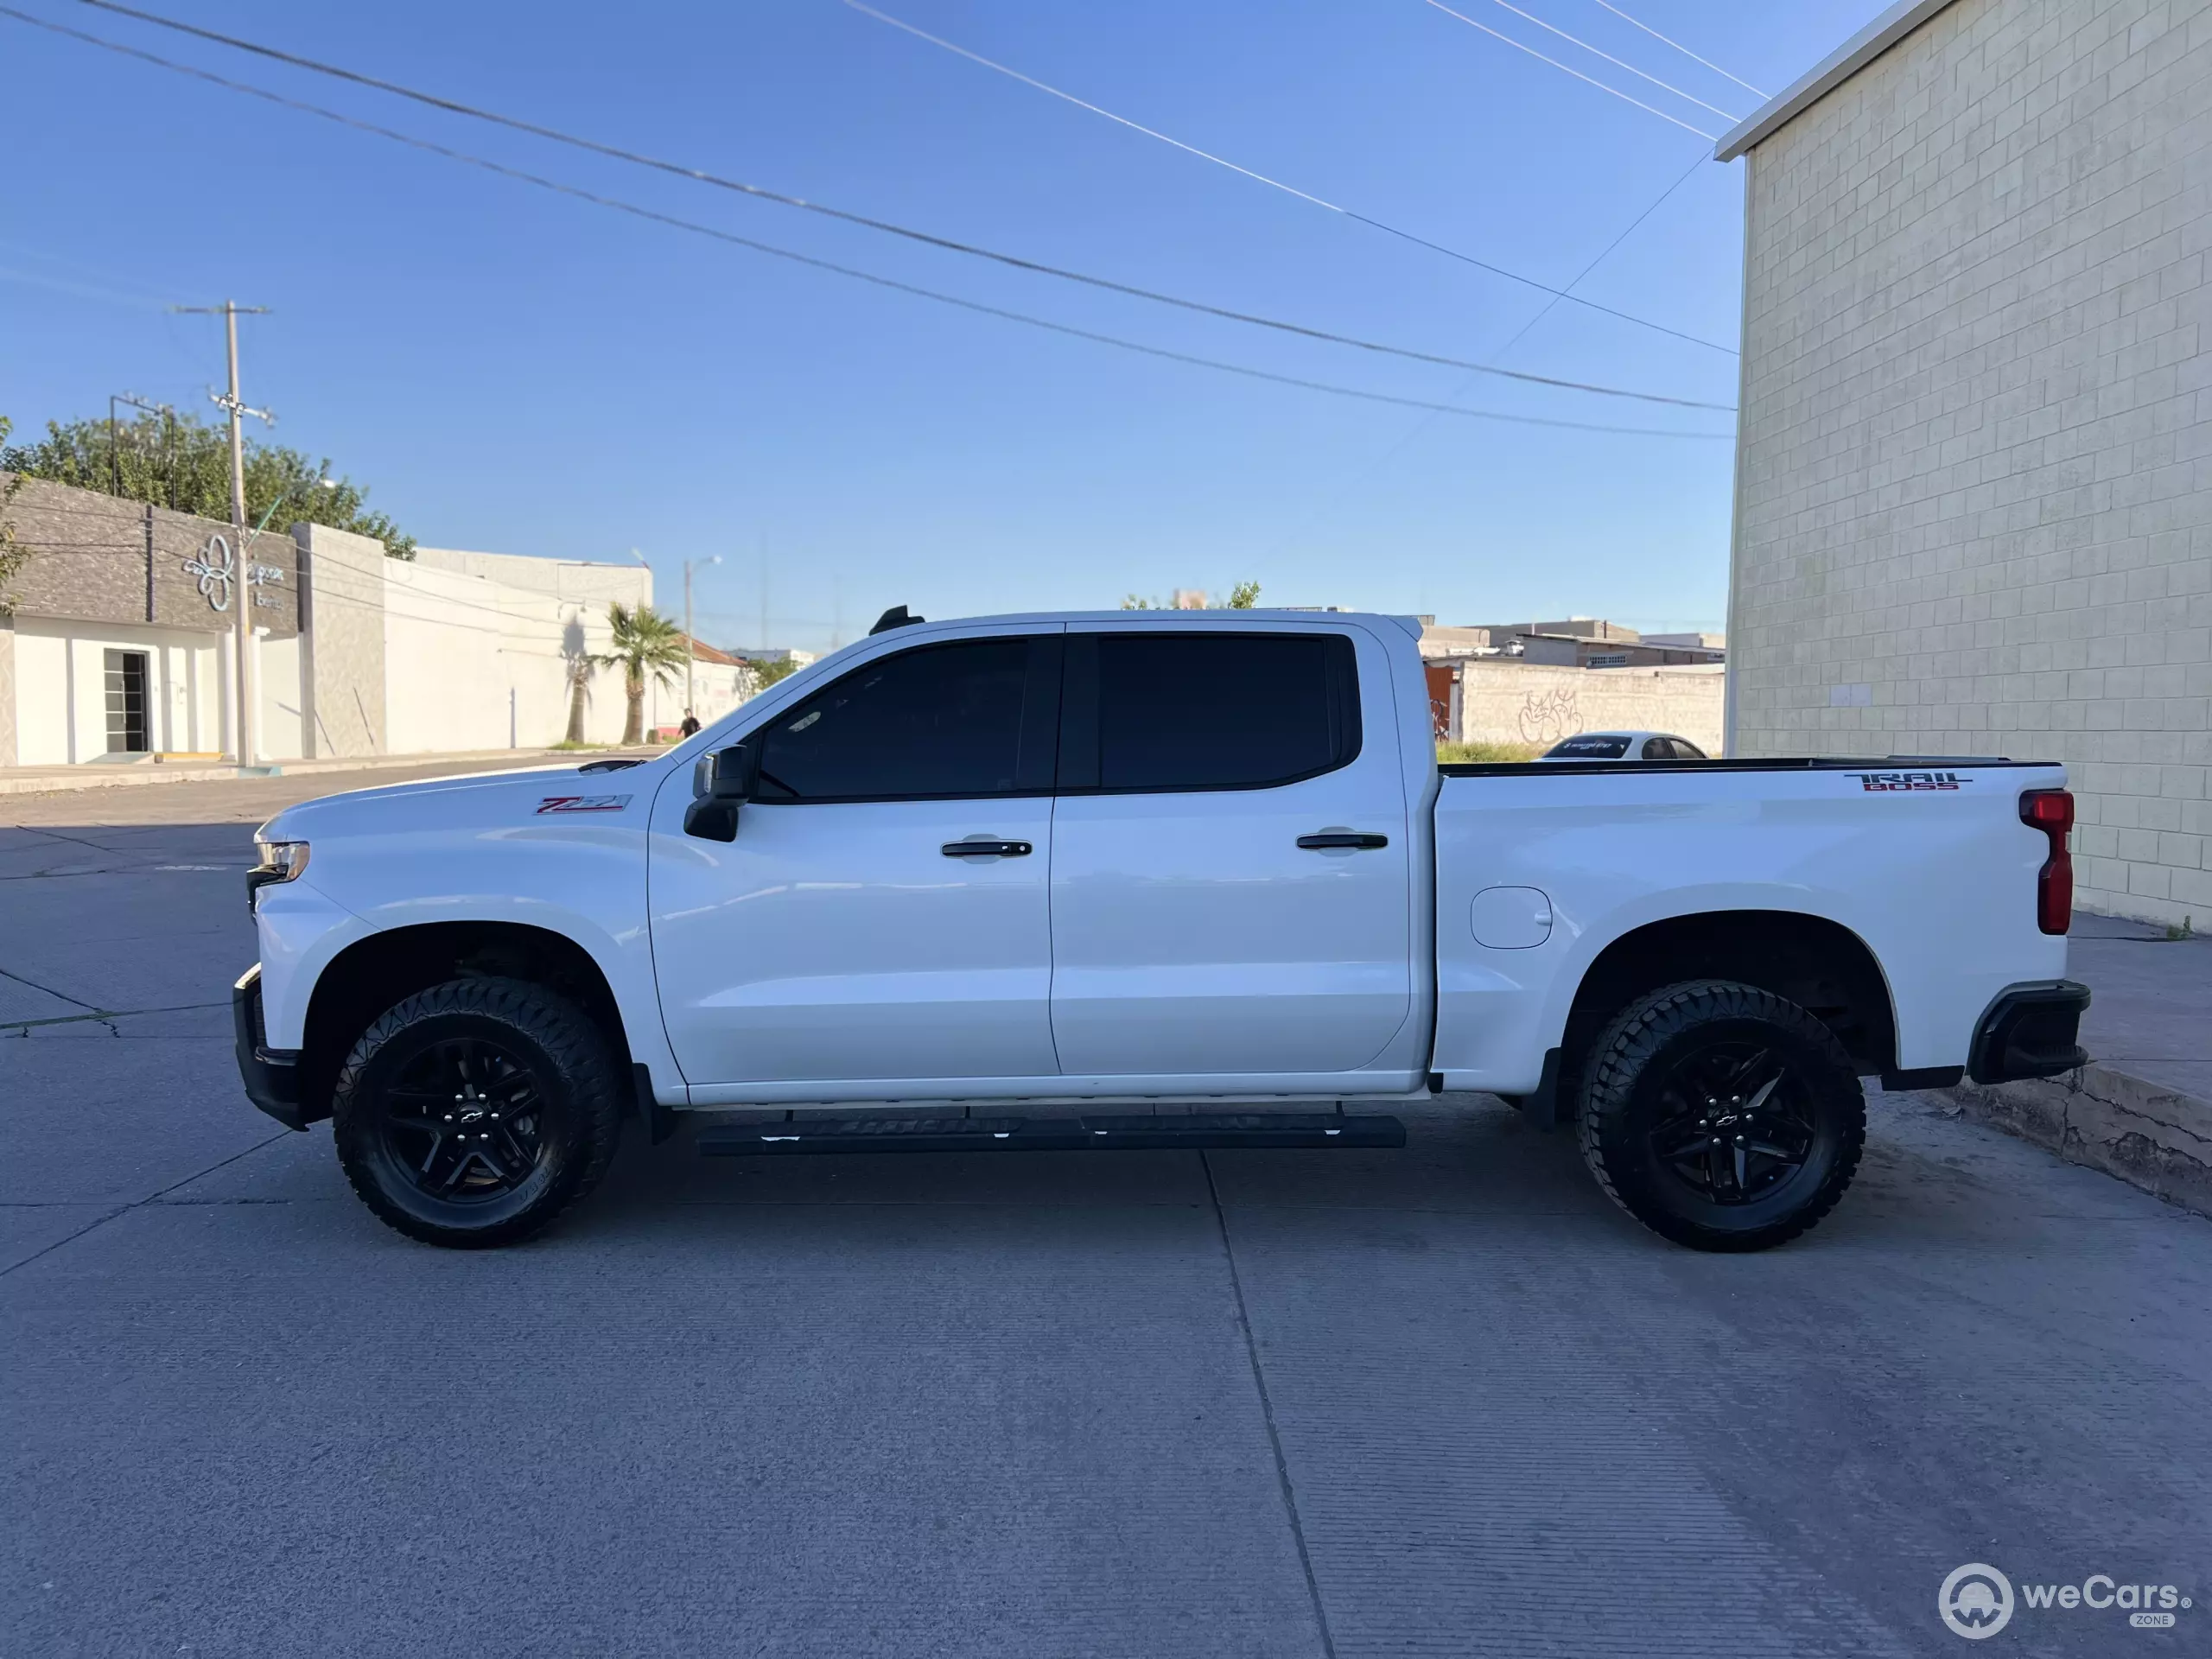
[1717,0,2210,925]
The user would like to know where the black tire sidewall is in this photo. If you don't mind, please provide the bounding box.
[1583,983,1866,1250]
[333,981,616,1247]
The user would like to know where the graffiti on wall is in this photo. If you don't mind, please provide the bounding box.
[1517,687,1580,745]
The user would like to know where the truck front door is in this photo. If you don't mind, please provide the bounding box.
[1047,626,1414,1080]
[648,628,1064,1090]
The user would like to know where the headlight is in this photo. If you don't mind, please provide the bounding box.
[247,840,309,910]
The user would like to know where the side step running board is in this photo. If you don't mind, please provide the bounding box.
[696,1112,1407,1157]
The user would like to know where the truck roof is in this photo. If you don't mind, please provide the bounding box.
[868,607,1425,639]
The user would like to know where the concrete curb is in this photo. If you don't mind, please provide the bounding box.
[0,749,645,797]
[1944,1064,2212,1218]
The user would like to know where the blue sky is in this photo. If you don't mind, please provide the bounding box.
[3,1,1882,652]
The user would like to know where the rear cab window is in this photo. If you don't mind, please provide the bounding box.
[1058,631,1362,792]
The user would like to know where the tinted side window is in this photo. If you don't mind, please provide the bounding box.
[1640,736,1671,760]
[753,637,1051,802]
[1063,631,1360,792]
[1672,739,1708,760]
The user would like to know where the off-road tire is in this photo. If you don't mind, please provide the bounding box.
[1576,979,1866,1252]
[332,977,623,1249]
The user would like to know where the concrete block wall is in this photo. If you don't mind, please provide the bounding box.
[1451,662,1726,753]
[1727,0,2212,925]
[294,524,389,759]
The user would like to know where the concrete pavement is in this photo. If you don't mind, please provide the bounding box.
[2,788,2207,1656]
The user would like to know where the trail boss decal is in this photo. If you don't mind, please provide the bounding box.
[1849,771,1969,792]
[536,795,632,814]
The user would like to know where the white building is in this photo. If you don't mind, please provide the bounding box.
[1716,0,2210,925]
[0,474,749,765]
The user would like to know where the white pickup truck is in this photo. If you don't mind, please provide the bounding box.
[235,608,2088,1253]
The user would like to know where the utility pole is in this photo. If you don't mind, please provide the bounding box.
[175,301,271,766]
[683,555,720,719]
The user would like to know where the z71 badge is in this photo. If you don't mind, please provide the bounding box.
[536,795,632,814]
[1849,772,1967,791]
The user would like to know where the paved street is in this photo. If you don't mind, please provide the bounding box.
[4,772,2209,1657]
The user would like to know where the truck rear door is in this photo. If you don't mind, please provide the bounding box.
[1046,624,1414,1078]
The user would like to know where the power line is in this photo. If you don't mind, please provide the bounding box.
[5,8,1731,441]
[1486,149,1710,362]
[58,0,1734,399]
[1465,0,1743,123]
[843,0,1736,356]
[1587,0,1769,99]
[0,263,164,308]
[1422,0,1719,141]
[1259,144,1713,559]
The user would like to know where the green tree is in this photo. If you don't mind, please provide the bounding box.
[739,654,801,690]
[1120,582,1260,609]
[0,418,27,616]
[594,602,690,746]
[0,412,415,558]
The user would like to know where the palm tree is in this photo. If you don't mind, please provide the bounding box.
[594,601,690,746]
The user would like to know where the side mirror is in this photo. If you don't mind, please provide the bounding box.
[683,743,757,842]
[709,743,759,801]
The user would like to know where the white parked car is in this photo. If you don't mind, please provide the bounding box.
[1541,731,1709,761]
[236,608,2086,1253]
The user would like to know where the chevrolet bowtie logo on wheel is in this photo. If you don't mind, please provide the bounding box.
[1940,1564,2015,1638]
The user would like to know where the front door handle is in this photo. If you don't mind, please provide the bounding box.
[1298,832,1389,850]
[942,839,1033,858]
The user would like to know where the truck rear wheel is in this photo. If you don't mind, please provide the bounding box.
[1575,979,1865,1252]
[331,977,623,1249]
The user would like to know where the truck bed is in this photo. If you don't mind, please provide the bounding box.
[1427,755,2070,1094]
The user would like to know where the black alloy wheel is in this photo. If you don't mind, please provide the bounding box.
[378,1037,550,1201]
[332,977,625,1249]
[1576,979,1866,1252]
[1643,1041,1818,1206]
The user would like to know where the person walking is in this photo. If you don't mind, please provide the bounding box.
[678,709,702,738]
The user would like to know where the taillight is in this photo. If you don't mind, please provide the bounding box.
[2020,790,2073,935]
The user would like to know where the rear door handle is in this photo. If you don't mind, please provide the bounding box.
[942,839,1033,858]
[1298,832,1389,850]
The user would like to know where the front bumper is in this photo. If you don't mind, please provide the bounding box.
[1967,980,2092,1084]
[233,965,317,1130]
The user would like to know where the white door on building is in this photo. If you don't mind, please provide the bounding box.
[649,628,1065,1087]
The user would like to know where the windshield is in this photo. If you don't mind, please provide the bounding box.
[1547,734,1631,759]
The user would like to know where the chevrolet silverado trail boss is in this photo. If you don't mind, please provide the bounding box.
[234,608,2088,1251]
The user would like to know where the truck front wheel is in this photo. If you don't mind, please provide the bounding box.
[1575,979,1866,1252]
[331,977,624,1249]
